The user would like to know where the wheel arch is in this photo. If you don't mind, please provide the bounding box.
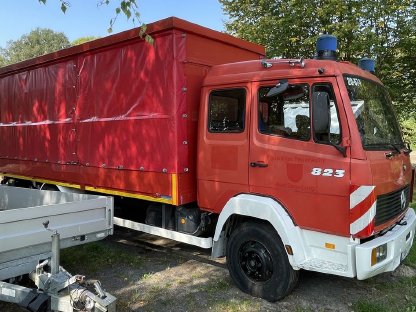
[211,194,306,268]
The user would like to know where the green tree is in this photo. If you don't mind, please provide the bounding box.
[1,28,70,65]
[0,54,6,67]
[71,36,100,46]
[220,0,416,119]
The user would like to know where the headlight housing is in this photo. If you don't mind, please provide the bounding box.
[371,243,388,266]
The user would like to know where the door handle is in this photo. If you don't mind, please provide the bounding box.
[250,162,268,168]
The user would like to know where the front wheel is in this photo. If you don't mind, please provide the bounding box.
[226,222,298,301]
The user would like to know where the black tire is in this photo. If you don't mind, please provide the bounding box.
[226,221,299,302]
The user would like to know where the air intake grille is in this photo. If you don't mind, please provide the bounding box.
[375,185,411,226]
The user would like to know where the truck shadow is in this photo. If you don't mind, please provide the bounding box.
[102,229,415,311]
[2,229,412,312]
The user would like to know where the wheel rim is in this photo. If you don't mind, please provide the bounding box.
[238,240,273,282]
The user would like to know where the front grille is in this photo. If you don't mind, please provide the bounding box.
[375,185,411,226]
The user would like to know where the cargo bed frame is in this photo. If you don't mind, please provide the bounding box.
[0,185,116,312]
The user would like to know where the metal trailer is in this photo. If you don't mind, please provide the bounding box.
[0,185,117,312]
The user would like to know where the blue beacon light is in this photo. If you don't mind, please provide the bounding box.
[316,34,337,61]
[358,58,375,74]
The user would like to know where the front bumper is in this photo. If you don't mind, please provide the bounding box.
[356,208,416,280]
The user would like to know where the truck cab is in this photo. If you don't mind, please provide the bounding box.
[198,56,415,301]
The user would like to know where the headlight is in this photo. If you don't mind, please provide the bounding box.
[371,243,388,266]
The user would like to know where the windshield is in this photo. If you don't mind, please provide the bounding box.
[344,76,403,150]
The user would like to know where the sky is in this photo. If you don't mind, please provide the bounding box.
[0,0,226,48]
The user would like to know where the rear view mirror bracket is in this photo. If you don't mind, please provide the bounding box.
[266,79,289,97]
[313,91,347,157]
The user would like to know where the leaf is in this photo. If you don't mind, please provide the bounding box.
[61,3,67,13]
[130,0,138,8]
[139,24,147,37]
[107,27,113,33]
[145,35,154,45]
[115,8,121,14]
[38,0,47,4]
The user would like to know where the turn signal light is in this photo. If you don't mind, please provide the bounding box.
[285,245,293,255]
[325,243,336,250]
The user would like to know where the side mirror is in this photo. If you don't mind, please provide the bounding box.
[266,79,289,97]
[312,91,330,133]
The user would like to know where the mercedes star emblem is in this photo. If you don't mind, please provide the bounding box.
[401,190,407,210]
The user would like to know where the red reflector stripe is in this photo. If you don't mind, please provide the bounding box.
[350,185,376,237]
[350,189,376,223]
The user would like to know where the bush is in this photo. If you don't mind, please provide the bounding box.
[400,117,416,150]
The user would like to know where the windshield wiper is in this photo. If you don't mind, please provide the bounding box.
[390,143,402,154]
[385,144,402,159]
[365,143,401,158]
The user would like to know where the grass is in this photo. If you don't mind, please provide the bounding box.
[198,278,231,294]
[352,282,403,311]
[352,300,389,312]
[60,241,143,273]
[352,274,416,312]
[209,299,260,312]
[140,272,154,281]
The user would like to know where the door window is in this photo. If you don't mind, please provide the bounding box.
[258,84,310,141]
[208,89,246,133]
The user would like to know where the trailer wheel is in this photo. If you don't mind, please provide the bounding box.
[226,222,298,302]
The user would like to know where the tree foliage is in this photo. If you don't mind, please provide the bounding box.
[71,36,100,46]
[401,117,416,150]
[38,0,151,40]
[0,28,70,65]
[220,0,416,118]
[0,55,6,67]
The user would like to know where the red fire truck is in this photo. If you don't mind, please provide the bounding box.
[0,17,414,301]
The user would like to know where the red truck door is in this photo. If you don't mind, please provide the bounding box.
[197,86,250,212]
[248,78,351,236]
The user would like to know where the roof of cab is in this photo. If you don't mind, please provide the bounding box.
[203,58,382,87]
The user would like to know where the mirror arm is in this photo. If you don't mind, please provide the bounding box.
[330,142,347,157]
[328,129,347,157]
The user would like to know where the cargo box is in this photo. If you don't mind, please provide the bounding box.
[0,17,265,205]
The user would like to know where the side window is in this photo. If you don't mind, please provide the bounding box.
[208,89,246,133]
[258,84,310,141]
[313,84,341,144]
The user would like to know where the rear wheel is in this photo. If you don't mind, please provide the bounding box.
[226,222,298,301]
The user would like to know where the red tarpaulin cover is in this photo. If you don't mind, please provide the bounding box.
[0,17,265,205]
[0,32,185,172]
